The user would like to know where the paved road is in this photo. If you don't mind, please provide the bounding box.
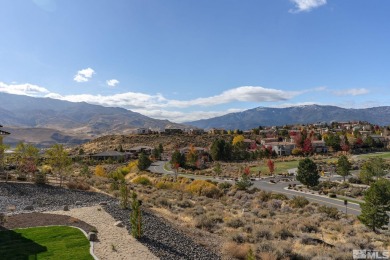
[149,161,362,216]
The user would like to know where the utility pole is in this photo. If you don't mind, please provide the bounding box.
[344,199,348,215]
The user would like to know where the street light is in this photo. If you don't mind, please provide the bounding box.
[344,199,348,215]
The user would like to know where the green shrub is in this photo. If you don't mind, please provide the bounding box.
[218,181,232,190]
[34,172,46,185]
[132,176,152,186]
[155,181,173,189]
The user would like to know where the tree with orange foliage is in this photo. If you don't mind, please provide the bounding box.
[267,159,275,175]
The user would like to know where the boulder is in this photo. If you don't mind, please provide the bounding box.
[88,232,97,241]
[99,202,107,206]
[114,221,124,227]
[63,205,69,211]
[75,201,82,206]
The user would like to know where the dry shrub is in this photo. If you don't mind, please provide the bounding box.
[267,199,282,210]
[255,226,272,241]
[156,197,172,208]
[66,181,90,190]
[258,252,277,260]
[185,180,222,198]
[256,241,274,254]
[297,219,319,233]
[231,233,246,243]
[272,225,294,240]
[289,196,309,208]
[226,218,245,228]
[257,191,272,202]
[223,242,250,260]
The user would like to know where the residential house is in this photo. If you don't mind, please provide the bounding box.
[267,142,296,156]
[312,140,328,153]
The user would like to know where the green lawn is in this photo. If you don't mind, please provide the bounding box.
[250,160,300,175]
[0,226,93,260]
[355,152,390,160]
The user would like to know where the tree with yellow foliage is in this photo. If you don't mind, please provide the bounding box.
[232,135,245,146]
[95,165,106,177]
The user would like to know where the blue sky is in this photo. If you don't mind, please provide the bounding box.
[0,0,389,122]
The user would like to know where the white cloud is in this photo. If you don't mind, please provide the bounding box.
[0,82,50,96]
[166,86,297,107]
[106,79,119,87]
[47,86,296,110]
[289,0,327,13]
[73,68,95,82]
[333,88,369,96]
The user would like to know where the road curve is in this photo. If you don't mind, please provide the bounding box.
[149,161,361,216]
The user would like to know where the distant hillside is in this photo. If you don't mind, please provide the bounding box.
[0,93,186,146]
[186,105,390,130]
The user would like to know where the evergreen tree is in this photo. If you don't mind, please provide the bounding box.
[137,152,151,171]
[210,139,232,161]
[296,158,319,187]
[336,155,351,182]
[120,181,129,209]
[158,143,164,154]
[235,173,253,190]
[130,192,143,239]
[358,179,390,231]
[170,150,185,167]
[359,157,388,184]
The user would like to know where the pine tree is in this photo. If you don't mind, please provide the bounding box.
[358,179,390,231]
[120,182,129,209]
[296,158,319,187]
[130,192,143,239]
[137,152,151,171]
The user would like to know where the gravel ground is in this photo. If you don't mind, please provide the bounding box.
[104,203,221,260]
[0,182,115,214]
[0,182,221,260]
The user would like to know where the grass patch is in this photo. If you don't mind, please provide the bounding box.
[0,226,93,260]
[251,160,300,175]
[356,152,390,160]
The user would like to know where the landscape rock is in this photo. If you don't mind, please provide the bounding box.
[114,221,124,227]
[63,205,69,211]
[88,232,97,241]
[0,183,115,214]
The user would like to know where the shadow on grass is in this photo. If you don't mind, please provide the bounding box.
[0,228,47,260]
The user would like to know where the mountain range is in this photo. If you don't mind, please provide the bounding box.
[2,92,390,146]
[0,93,185,146]
[186,105,390,130]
